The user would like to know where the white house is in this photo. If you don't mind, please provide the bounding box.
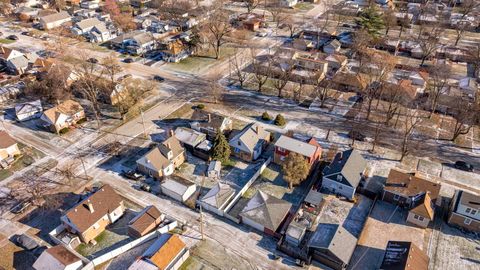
[321,149,367,200]
[39,11,71,30]
[160,176,197,202]
[15,99,42,121]
[33,245,83,270]
[280,0,298,8]
[199,182,235,216]
[80,1,99,9]
[0,131,21,168]
[323,39,341,54]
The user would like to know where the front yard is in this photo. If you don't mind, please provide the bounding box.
[0,143,45,181]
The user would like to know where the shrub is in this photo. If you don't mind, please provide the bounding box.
[197,104,205,110]
[59,127,69,135]
[261,111,271,121]
[274,114,286,126]
[76,118,87,125]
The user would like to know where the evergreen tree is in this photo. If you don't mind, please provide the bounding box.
[356,6,385,38]
[212,131,230,163]
[274,114,286,126]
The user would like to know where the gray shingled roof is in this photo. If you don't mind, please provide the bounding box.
[200,182,234,209]
[75,17,101,31]
[275,135,318,158]
[308,223,357,264]
[322,149,367,188]
[240,190,292,232]
[229,123,270,153]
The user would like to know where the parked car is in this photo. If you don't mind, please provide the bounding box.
[122,170,143,181]
[454,161,474,172]
[256,31,268,37]
[140,183,151,192]
[21,31,30,36]
[10,201,31,214]
[121,74,132,80]
[13,234,38,250]
[87,57,98,64]
[124,58,134,63]
[7,35,18,40]
[153,75,165,82]
[348,130,366,141]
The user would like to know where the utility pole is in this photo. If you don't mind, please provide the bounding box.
[199,175,206,241]
[80,156,89,180]
[141,109,147,139]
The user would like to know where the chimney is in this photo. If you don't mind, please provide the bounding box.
[207,113,211,123]
[87,199,94,213]
[166,143,171,150]
[338,152,343,162]
[255,125,260,134]
[169,129,174,138]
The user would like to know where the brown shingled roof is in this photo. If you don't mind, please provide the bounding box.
[128,206,162,236]
[45,245,81,267]
[64,184,123,233]
[410,193,435,220]
[0,131,17,149]
[384,169,441,202]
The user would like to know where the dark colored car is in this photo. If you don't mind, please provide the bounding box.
[21,31,30,36]
[87,58,98,64]
[348,130,366,141]
[122,170,143,181]
[13,234,39,250]
[124,58,134,63]
[153,75,165,82]
[454,161,474,172]
[7,35,18,40]
[10,201,31,214]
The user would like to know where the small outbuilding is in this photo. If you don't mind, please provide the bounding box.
[161,175,197,202]
[207,161,221,179]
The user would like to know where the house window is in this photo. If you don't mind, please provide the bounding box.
[93,223,99,229]
[393,194,400,201]
[466,208,472,214]
[414,215,424,221]
[464,218,472,225]
[471,209,477,215]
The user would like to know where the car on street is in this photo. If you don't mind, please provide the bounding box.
[122,170,143,181]
[348,130,366,141]
[7,35,18,40]
[124,58,134,63]
[10,201,31,214]
[21,31,30,36]
[256,31,268,37]
[454,161,474,172]
[87,57,98,64]
[153,75,165,82]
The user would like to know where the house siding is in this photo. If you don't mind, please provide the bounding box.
[322,176,355,200]
[241,216,265,233]
[448,212,480,233]
[406,211,430,228]
[382,190,409,207]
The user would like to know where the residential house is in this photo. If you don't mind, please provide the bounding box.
[293,39,314,51]
[285,221,307,246]
[240,190,292,237]
[130,0,151,8]
[274,135,322,165]
[382,169,441,228]
[128,205,164,238]
[123,31,156,55]
[80,1,99,9]
[207,160,221,179]
[159,40,191,63]
[6,55,29,74]
[15,99,42,121]
[128,234,189,270]
[136,136,186,180]
[331,72,369,92]
[100,83,128,105]
[60,185,125,243]
[324,54,348,72]
[0,131,21,169]
[379,241,429,270]
[40,100,85,133]
[199,182,235,216]
[321,149,367,200]
[39,11,71,29]
[448,190,480,232]
[33,245,83,270]
[308,223,357,270]
[71,18,114,43]
[229,123,270,162]
[174,127,210,160]
[280,0,298,7]
[323,39,341,54]
[190,109,232,139]
[0,82,25,102]
[160,175,197,202]
[0,46,24,63]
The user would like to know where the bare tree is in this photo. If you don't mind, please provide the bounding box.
[453,21,469,46]
[268,6,286,29]
[383,8,397,36]
[229,50,248,88]
[399,108,421,161]
[25,64,72,103]
[202,8,232,59]
[450,100,478,141]
[398,12,411,38]
[467,44,480,80]
[458,0,480,19]
[250,50,271,92]
[209,79,224,104]
[272,58,294,97]
[242,0,259,13]
[427,63,451,117]
[417,27,443,66]
[316,78,331,108]
[284,15,299,38]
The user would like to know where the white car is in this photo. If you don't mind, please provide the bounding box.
[256,31,268,37]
